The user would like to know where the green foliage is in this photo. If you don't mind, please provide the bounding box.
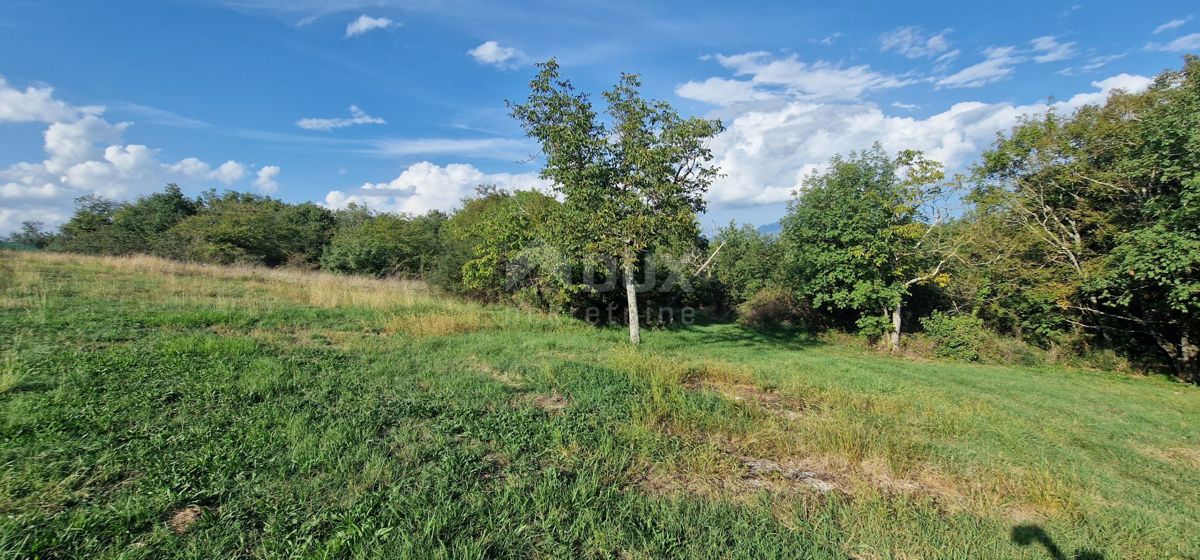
[168,191,335,267]
[2,222,55,250]
[509,59,723,263]
[967,55,1200,380]
[510,60,723,341]
[921,311,988,362]
[710,222,780,306]
[112,184,198,254]
[436,187,572,309]
[779,144,952,338]
[320,209,444,277]
[53,186,198,256]
[736,287,808,329]
[55,195,124,254]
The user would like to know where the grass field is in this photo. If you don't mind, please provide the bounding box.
[2,251,1199,559]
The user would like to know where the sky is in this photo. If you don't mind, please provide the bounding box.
[1,0,1198,234]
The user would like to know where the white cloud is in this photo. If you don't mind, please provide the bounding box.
[937,46,1022,88]
[1030,36,1078,63]
[891,101,919,110]
[682,70,1151,207]
[0,75,102,123]
[0,76,254,233]
[344,14,394,37]
[1145,33,1200,52]
[1153,16,1192,34]
[675,77,775,106]
[323,161,547,215]
[879,26,953,58]
[703,51,913,101]
[210,160,247,184]
[467,41,526,69]
[932,49,961,72]
[817,33,842,46]
[295,105,386,131]
[255,165,281,193]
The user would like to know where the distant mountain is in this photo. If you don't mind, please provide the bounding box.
[756,221,781,236]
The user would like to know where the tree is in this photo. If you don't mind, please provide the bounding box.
[167,191,334,266]
[972,56,1200,380]
[321,208,444,278]
[780,145,956,351]
[509,59,723,343]
[57,195,122,254]
[435,186,570,309]
[708,222,780,307]
[111,184,198,255]
[4,221,55,249]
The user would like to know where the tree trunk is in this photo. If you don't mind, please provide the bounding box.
[889,304,902,353]
[623,247,640,345]
[1181,331,1198,383]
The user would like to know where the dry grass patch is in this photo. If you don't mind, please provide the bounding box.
[8,251,434,311]
[384,312,492,338]
[517,392,568,413]
[468,356,525,387]
[686,380,807,420]
[168,506,204,534]
[1133,443,1200,469]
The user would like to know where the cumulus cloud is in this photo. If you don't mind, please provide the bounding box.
[678,68,1151,207]
[345,14,394,37]
[255,165,281,193]
[1145,33,1200,52]
[210,160,247,184]
[323,161,547,215]
[0,76,254,233]
[879,26,953,58]
[675,77,775,106]
[295,105,386,131]
[0,75,102,123]
[1153,16,1192,34]
[1030,36,1078,63]
[678,52,913,102]
[937,46,1022,88]
[467,41,526,69]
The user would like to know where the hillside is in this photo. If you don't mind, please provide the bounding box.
[1,251,1198,558]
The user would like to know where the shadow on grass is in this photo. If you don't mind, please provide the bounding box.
[1012,524,1104,560]
[662,321,822,352]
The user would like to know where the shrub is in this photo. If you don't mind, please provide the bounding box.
[737,287,808,328]
[320,213,442,278]
[921,311,987,361]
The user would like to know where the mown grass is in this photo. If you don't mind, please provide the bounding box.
[1,250,1198,559]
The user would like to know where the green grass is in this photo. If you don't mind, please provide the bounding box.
[1,251,1198,559]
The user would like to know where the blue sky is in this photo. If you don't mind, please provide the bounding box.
[1,0,1197,233]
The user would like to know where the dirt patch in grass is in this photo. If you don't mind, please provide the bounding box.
[469,356,525,387]
[517,392,568,413]
[168,506,204,534]
[633,435,971,517]
[686,380,806,420]
[633,452,840,502]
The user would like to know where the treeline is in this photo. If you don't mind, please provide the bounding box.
[708,57,1199,381]
[5,57,1197,381]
